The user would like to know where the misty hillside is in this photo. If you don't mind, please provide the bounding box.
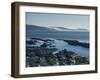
[26,24,89,32]
[26,25,54,31]
[51,27,89,32]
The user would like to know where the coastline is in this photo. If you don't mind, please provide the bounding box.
[26,37,89,67]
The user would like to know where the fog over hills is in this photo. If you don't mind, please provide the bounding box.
[51,27,88,32]
[26,25,89,32]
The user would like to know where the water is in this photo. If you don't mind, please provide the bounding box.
[27,38,89,58]
[26,31,89,42]
[26,30,89,58]
[52,39,89,58]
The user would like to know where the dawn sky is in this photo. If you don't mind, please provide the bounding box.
[26,12,89,30]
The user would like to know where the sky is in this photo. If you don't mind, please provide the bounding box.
[26,12,89,30]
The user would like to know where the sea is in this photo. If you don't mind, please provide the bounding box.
[26,30,90,58]
[26,31,89,42]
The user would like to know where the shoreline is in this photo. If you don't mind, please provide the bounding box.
[26,37,89,67]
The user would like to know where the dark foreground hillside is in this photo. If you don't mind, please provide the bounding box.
[26,38,89,67]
